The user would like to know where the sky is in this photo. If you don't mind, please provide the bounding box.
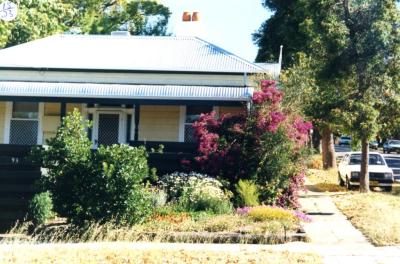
[159,0,272,63]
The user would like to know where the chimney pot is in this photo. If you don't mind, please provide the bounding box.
[192,12,200,22]
[182,12,191,22]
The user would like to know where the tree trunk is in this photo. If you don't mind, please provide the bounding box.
[359,137,370,193]
[312,127,321,153]
[321,127,337,169]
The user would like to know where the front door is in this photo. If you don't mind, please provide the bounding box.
[93,111,126,146]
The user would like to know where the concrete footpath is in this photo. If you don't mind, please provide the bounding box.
[298,190,400,264]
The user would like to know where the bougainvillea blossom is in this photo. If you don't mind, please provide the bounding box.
[190,80,312,208]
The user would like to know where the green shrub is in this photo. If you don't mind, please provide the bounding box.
[32,109,152,225]
[235,180,259,207]
[28,192,54,225]
[177,176,233,214]
[92,144,152,224]
[247,206,297,224]
[158,172,209,201]
[148,188,167,208]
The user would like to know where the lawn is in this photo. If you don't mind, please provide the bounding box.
[0,243,322,264]
[333,192,400,246]
[307,168,347,192]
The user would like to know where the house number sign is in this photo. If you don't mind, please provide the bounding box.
[0,1,18,21]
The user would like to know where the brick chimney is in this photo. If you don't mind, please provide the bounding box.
[176,11,205,37]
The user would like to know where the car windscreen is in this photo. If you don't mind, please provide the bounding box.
[349,154,385,165]
[341,137,351,140]
[389,140,400,144]
[384,158,400,168]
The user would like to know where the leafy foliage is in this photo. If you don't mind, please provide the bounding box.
[253,1,314,66]
[177,176,233,214]
[235,180,260,207]
[159,172,213,201]
[158,172,233,214]
[0,0,171,48]
[191,80,312,208]
[32,109,152,225]
[28,192,54,226]
[261,1,400,174]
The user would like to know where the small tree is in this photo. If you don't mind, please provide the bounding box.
[32,109,152,224]
[191,80,312,208]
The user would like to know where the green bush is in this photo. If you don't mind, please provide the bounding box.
[28,192,54,225]
[177,175,233,214]
[159,172,210,201]
[148,188,167,208]
[92,144,152,224]
[159,172,232,214]
[235,180,259,207]
[32,109,152,225]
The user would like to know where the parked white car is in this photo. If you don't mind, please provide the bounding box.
[383,154,400,182]
[338,152,394,191]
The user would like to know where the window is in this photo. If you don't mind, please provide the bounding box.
[10,102,39,145]
[349,154,385,165]
[184,106,213,142]
[44,103,61,116]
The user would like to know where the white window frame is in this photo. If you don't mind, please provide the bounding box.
[4,101,44,145]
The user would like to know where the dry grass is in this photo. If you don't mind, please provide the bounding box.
[307,168,347,192]
[3,213,301,245]
[333,192,400,246]
[306,154,323,170]
[0,243,322,264]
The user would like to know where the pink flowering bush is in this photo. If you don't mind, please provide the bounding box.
[190,80,312,208]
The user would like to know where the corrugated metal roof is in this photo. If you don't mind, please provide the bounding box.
[0,35,266,73]
[0,81,253,101]
[255,63,281,78]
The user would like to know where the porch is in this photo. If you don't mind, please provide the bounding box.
[0,81,248,147]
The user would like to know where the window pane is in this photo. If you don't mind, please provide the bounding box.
[44,103,61,116]
[184,124,197,143]
[12,102,38,119]
[10,120,38,145]
[185,106,213,123]
[349,154,385,165]
[386,158,400,168]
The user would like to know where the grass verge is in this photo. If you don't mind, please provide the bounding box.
[307,168,347,192]
[333,192,400,246]
[0,243,322,264]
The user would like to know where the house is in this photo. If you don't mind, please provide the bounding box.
[0,34,281,149]
[0,34,281,230]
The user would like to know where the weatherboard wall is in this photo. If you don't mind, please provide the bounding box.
[138,105,180,142]
[0,70,251,87]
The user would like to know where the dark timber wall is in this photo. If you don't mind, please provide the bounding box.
[129,141,197,176]
[0,145,40,232]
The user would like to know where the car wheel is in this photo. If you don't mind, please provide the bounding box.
[345,177,353,190]
[338,173,345,187]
